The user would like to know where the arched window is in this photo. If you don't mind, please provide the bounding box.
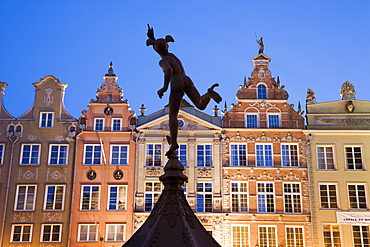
[257,84,267,99]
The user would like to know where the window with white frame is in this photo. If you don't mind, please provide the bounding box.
[106,224,126,242]
[257,182,274,213]
[245,113,258,128]
[284,183,302,213]
[39,112,54,128]
[317,146,335,170]
[256,144,273,167]
[44,185,65,211]
[15,185,37,211]
[286,226,304,247]
[323,224,341,247]
[196,182,212,212]
[111,118,122,131]
[0,144,4,165]
[176,144,187,166]
[231,182,248,212]
[231,225,250,247]
[48,144,68,165]
[11,224,32,243]
[145,182,162,212]
[319,184,338,209]
[20,144,41,165]
[230,144,247,166]
[108,185,127,210]
[345,146,364,170]
[110,145,128,166]
[41,224,62,242]
[282,144,299,167]
[348,184,367,209]
[146,144,162,166]
[353,225,370,247]
[94,118,104,131]
[80,185,100,210]
[78,224,98,242]
[257,84,267,99]
[197,144,212,167]
[268,114,280,128]
[83,144,101,165]
[258,226,276,247]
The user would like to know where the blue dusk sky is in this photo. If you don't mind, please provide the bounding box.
[0,0,369,119]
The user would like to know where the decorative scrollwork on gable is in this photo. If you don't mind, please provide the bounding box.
[255,132,272,142]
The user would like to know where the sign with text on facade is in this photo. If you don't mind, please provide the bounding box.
[337,212,370,225]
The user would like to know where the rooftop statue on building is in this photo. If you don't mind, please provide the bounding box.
[146,24,222,156]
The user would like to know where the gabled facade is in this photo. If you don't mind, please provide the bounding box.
[69,63,136,246]
[133,100,224,243]
[304,82,370,246]
[1,76,77,246]
[221,53,311,246]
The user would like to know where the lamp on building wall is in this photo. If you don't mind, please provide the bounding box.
[129,117,137,131]
[79,111,87,130]
[212,105,219,117]
[139,104,146,116]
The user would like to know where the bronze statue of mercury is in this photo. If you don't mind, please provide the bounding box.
[146,24,222,156]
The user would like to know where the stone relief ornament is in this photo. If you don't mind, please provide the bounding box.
[340,81,356,100]
[255,132,272,142]
[229,132,247,141]
[256,170,274,180]
[281,132,298,142]
[27,134,37,141]
[47,168,67,181]
[44,88,54,106]
[18,168,39,180]
[55,135,64,142]
[14,213,33,222]
[146,167,162,177]
[306,88,316,105]
[345,100,355,113]
[43,213,63,222]
[317,117,370,125]
[283,171,300,180]
[197,168,212,178]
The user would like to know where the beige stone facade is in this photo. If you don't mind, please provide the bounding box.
[305,82,370,246]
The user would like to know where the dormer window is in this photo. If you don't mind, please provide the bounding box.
[257,84,267,99]
[39,112,54,128]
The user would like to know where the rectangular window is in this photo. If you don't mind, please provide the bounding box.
[317,146,335,170]
[197,145,213,167]
[348,184,367,209]
[256,144,273,167]
[111,118,122,131]
[345,146,364,170]
[78,224,98,242]
[196,182,212,212]
[282,144,299,167]
[323,224,341,247]
[11,224,32,243]
[49,144,68,165]
[268,114,280,128]
[40,112,53,128]
[259,226,276,247]
[231,225,250,247]
[41,224,62,242]
[284,183,302,213]
[110,145,128,165]
[15,185,36,211]
[246,114,258,128]
[257,182,274,213]
[106,224,126,242]
[80,185,100,210]
[352,225,370,247]
[286,226,304,247]
[319,184,338,209]
[44,185,65,211]
[231,182,248,212]
[20,144,41,165]
[230,144,247,166]
[84,145,101,165]
[0,144,4,165]
[146,144,162,166]
[94,118,104,131]
[108,185,127,210]
[145,182,162,212]
[176,144,187,166]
